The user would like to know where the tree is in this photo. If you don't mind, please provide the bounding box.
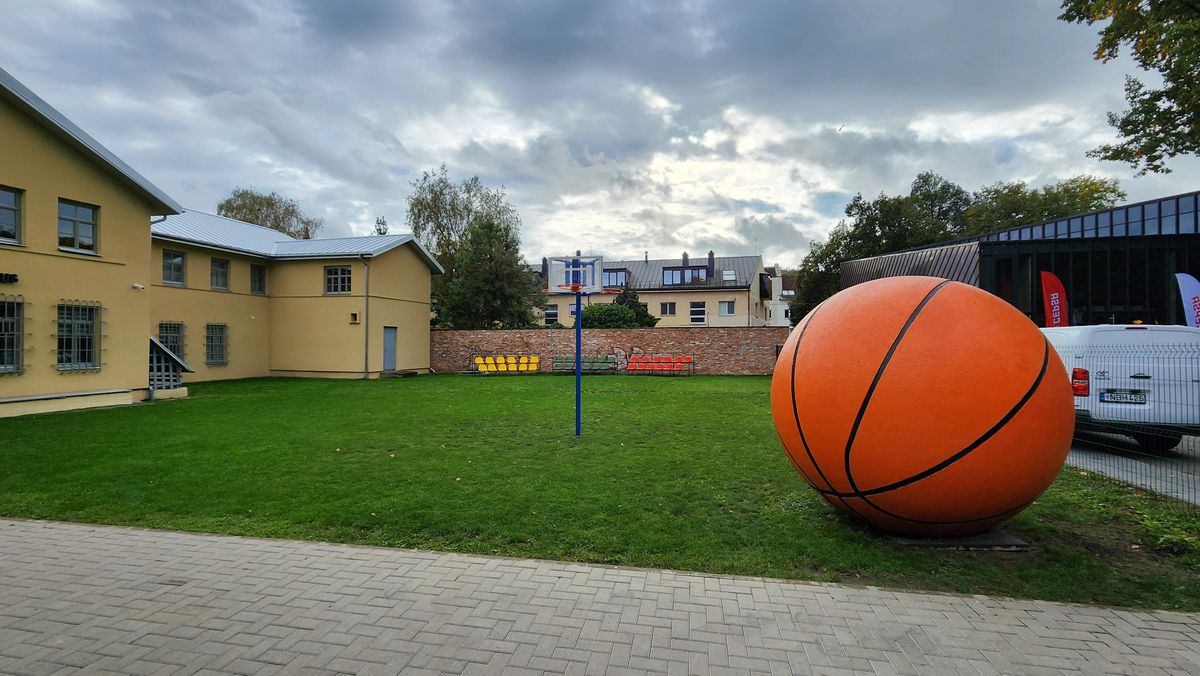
[611,284,659,327]
[787,172,1124,323]
[1060,1,1200,174]
[216,188,323,239]
[438,219,541,329]
[580,303,639,328]
[374,216,389,235]
[406,164,522,305]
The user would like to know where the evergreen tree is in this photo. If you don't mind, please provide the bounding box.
[611,284,659,327]
[439,219,540,329]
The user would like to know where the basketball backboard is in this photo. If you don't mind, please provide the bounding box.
[548,255,603,294]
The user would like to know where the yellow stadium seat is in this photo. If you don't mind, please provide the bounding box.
[485,356,495,365]
[519,356,529,364]
[498,362,508,372]
[506,356,517,365]
[530,356,540,367]
[517,363,527,372]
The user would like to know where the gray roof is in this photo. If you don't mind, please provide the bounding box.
[152,210,443,272]
[0,66,182,215]
[601,254,765,291]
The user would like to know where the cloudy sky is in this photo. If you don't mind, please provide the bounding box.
[3,0,1198,266]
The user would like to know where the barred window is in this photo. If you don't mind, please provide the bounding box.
[158,321,184,360]
[250,264,267,295]
[210,258,229,290]
[57,303,99,370]
[324,265,352,294]
[162,250,185,285]
[205,324,227,366]
[0,300,22,373]
[58,200,98,252]
[689,301,706,324]
[0,186,21,243]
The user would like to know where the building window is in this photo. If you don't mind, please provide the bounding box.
[325,265,352,294]
[689,301,706,324]
[663,267,707,285]
[158,322,184,360]
[719,300,735,316]
[569,302,579,316]
[0,186,21,243]
[210,258,229,290]
[0,300,22,373]
[660,302,676,316]
[58,200,98,252]
[57,303,99,370]
[784,308,791,319]
[544,303,559,325]
[205,324,228,366]
[250,264,267,295]
[163,250,185,285]
[602,270,627,287]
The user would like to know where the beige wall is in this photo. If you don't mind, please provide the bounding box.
[544,286,768,328]
[0,95,159,411]
[149,240,272,382]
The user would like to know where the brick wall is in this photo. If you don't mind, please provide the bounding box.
[430,327,791,375]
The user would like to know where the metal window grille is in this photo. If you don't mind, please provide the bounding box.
[162,250,185,284]
[57,200,97,252]
[324,266,352,294]
[149,343,183,390]
[210,258,229,290]
[250,264,267,294]
[0,186,21,242]
[689,301,705,324]
[0,298,22,373]
[544,304,558,325]
[205,324,228,366]
[158,321,185,360]
[56,302,100,370]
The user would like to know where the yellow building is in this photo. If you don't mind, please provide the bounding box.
[0,67,441,418]
[541,252,770,328]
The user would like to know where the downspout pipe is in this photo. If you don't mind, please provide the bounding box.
[360,255,370,380]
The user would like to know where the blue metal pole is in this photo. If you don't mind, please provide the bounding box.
[575,289,582,437]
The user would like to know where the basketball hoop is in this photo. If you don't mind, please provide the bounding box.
[557,283,586,293]
[601,287,623,294]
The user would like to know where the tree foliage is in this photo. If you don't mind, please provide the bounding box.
[216,187,323,239]
[580,302,639,328]
[610,285,659,327]
[439,219,541,329]
[1060,0,1200,174]
[788,172,1125,322]
[406,164,522,304]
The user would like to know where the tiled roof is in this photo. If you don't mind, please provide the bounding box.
[152,210,443,272]
[0,66,181,215]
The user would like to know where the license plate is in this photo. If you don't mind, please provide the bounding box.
[1101,389,1147,404]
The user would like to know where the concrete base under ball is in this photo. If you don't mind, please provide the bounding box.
[884,528,1029,552]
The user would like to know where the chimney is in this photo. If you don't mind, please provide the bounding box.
[541,257,549,282]
[644,251,648,264]
[682,251,689,266]
[707,250,715,276]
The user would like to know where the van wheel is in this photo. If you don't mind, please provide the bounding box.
[1129,431,1184,453]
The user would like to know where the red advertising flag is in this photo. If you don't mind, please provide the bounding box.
[1040,271,1069,327]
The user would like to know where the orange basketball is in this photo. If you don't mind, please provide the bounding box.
[770,276,1074,536]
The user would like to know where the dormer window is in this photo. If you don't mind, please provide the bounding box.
[662,266,707,285]
[602,270,628,287]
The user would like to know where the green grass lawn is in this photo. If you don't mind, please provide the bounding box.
[2,375,1198,610]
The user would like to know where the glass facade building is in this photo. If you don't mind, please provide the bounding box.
[841,190,1200,326]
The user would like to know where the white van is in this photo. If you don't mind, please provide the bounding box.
[1041,325,1200,452]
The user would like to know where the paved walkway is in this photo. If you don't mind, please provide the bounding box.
[1,520,1198,675]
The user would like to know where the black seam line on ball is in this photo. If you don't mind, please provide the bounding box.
[845,496,1035,526]
[843,279,953,497]
[820,337,1051,500]
[789,301,866,520]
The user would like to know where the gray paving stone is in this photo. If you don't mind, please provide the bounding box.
[0,520,1198,675]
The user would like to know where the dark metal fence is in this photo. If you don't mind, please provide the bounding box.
[1051,342,1200,510]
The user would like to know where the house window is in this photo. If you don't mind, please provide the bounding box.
[57,303,99,370]
[689,301,706,324]
[158,322,184,360]
[719,300,735,316]
[210,258,229,290]
[660,302,676,316]
[544,304,559,325]
[58,200,98,252]
[784,308,790,319]
[569,302,579,316]
[602,270,627,287]
[250,264,267,295]
[0,186,21,243]
[325,266,352,294]
[662,267,707,285]
[205,324,228,366]
[0,300,22,373]
[162,250,185,285]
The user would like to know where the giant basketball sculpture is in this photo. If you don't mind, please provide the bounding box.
[770,276,1074,536]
